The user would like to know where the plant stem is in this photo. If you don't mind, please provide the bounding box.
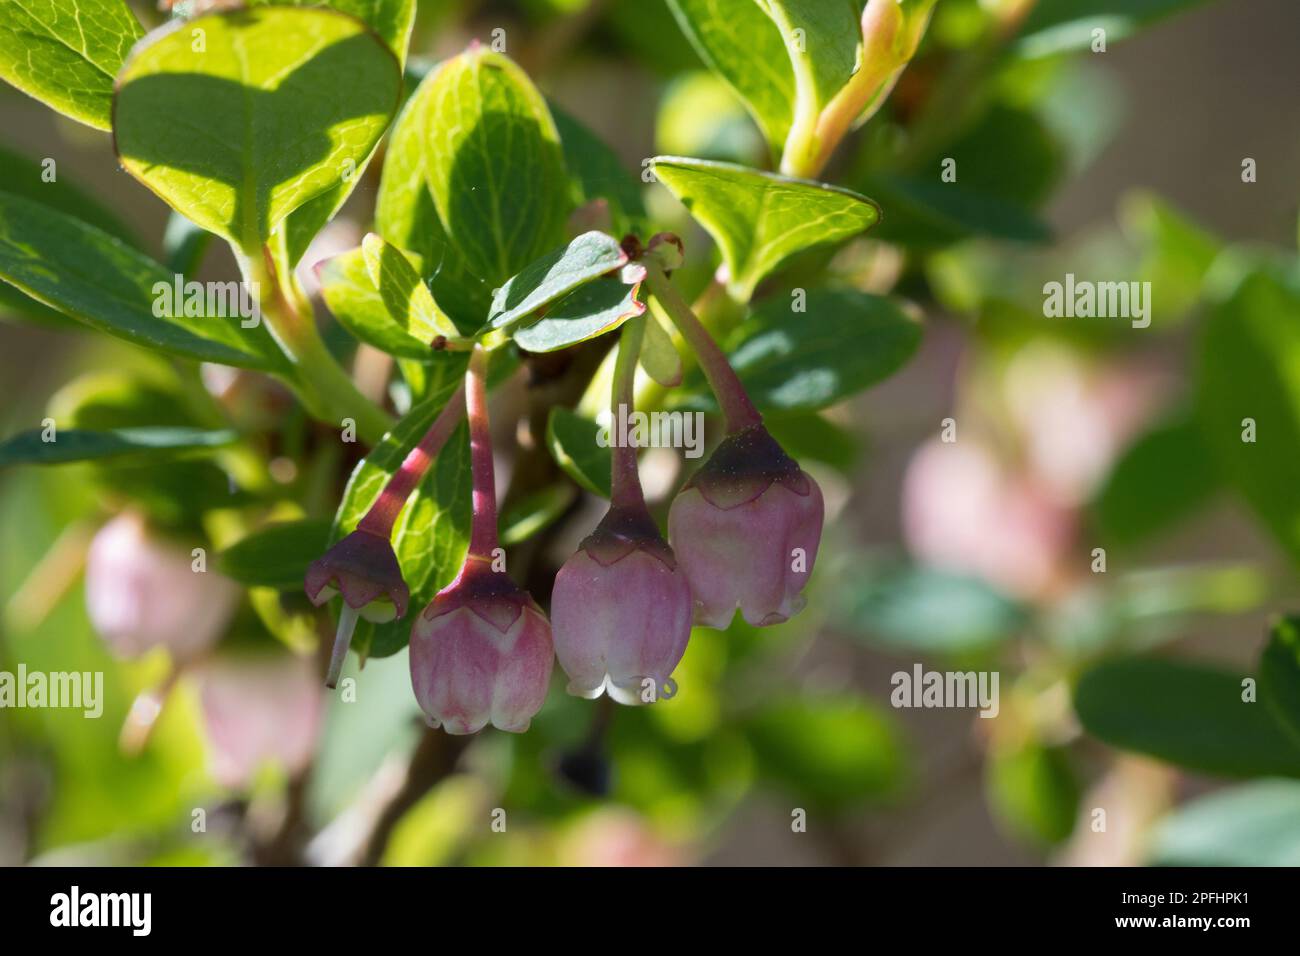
[642,263,761,435]
[465,347,499,560]
[609,316,647,511]
[238,246,393,445]
[358,384,467,537]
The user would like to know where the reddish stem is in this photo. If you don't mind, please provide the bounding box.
[358,384,467,537]
[465,347,499,559]
[643,264,761,434]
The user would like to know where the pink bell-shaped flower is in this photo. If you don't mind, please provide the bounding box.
[552,504,692,704]
[668,424,824,628]
[410,557,554,734]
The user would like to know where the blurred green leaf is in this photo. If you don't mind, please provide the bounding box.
[1091,415,1221,550]
[489,231,628,331]
[0,145,135,243]
[864,173,1051,245]
[501,484,577,547]
[546,407,611,498]
[986,741,1080,847]
[0,0,143,130]
[512,278,645,354]
[415,47,569,290]
[665,0,795,153]
[1196,258,1300,567]
[219,519,333,591]
[114,7,401,252]
[765,412,858,473]
[1018,0,1215,58]
[1261,616,1300,750]
[0,192,285,369]
[638,306,683,387]
[1149,780,1300,866]
[656,71,767,166]
[682,288,921,413]
[743,694,905,811]
[0,426,235,466]
[834,561,1026,653]
[334,374,471,657]
[1075,656,1300,778]
[652,157,880,300]
[317,246,434,358]
[1120,191,1220,321]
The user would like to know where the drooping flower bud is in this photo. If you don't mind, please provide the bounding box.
[668,424,824,628]
[305,527,410,687]
[409,557,554,734]
[85,511,239,662]
[552,505,692,704]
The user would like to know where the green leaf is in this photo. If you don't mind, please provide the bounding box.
[219,519,333,591]
[500,483,577,547]
[552,105,649,237]
[1091,415,1221,550]
[744,694,904,811]
[546,407,611,498]
[333,375,471,658]
[765,411,858,473]
[986,742,1080,847]
[1150,780,1300,866]
[861,173,1051,246]
[652,157,880,300]
[511,278,644,354]
[317,246,430,358]
[415,46,569,289]
[1196,259,1300,567]
[1261,616,1300,750]
[1074,656,1300,779]
[0,0,143,130]
[113,7,401,253]
[665,0,795,152]
[0,192,285,369]
[1018,0,1215,58]
[489,231,628,331]
[361,233,460,342]
[758,1,863,137]
[833,562,1027,654]
[0,145,135,243]
[249,0,416,265]
[375,74,491,335]
[683,288,921,413]
[639,306,683,387]
[0,426,235,466]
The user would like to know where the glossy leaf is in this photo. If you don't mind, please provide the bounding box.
[1196,260,1300,567]
[1261,616,1300,750]
[0,192,284,369]
[1074,656,1300,779]
[361,233,460,342]
[759,1,862,138]
[0,426,235,466]
[333,375,471,658]
[489,231,628,331]
[652,157,880,299]
[665,0,795,152]
[0,0,143,130]
[219,519,333,591]
[114,7,401,252]
[416,46,569,290]
[546,407,611,498]
[512,278,644,354]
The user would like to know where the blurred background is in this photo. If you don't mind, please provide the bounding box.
[2,0,1300,866]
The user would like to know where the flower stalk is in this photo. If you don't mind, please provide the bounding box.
[642,262,761,435]
[465,346,499,561]
[609,315,647,511]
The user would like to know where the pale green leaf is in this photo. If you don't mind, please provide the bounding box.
[652,156,880,299]
[114,7,401,252]
[361,233,460,342]
[512,277,645,354]
[639,305,683,386]
[489,231,627,331]
[317,246,431,358]
[0,0,143,130]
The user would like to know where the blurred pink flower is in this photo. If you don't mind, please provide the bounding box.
[559,809,685,867]
[85,512,239,662]
[198,653,324,788]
